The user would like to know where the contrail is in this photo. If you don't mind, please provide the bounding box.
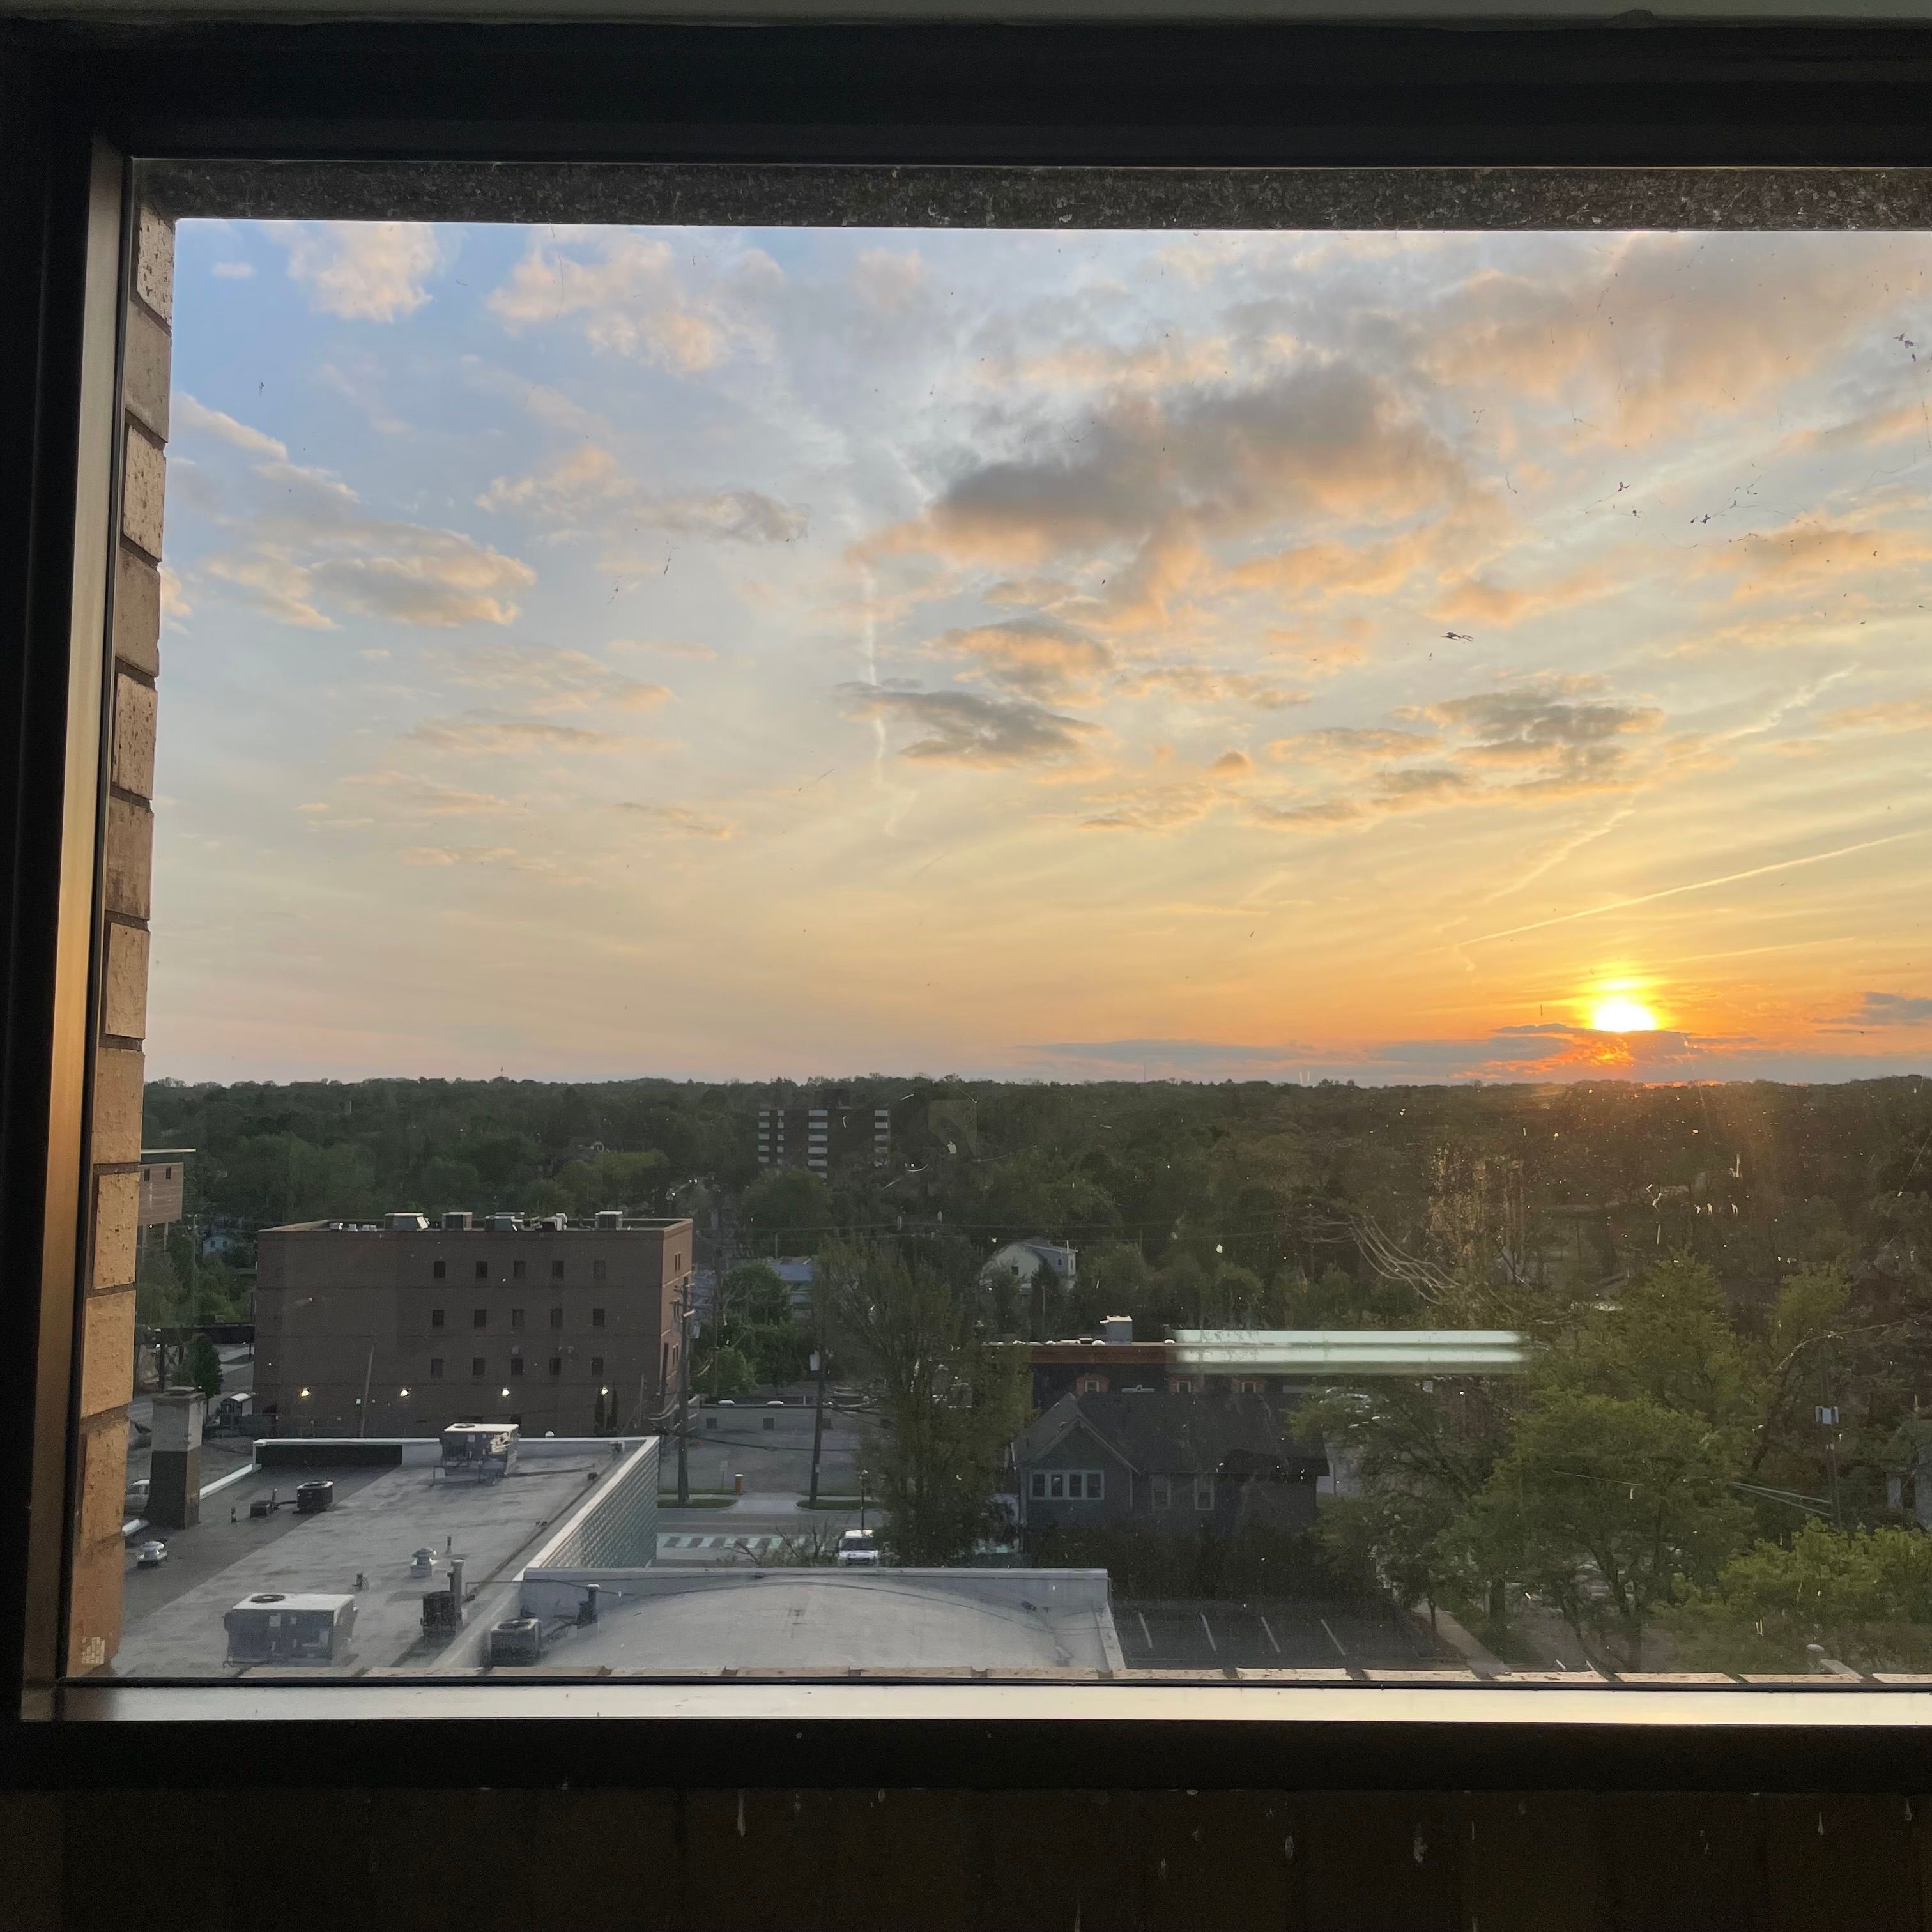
[1457,827,1927,948]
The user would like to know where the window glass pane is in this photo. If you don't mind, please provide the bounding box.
[105,208,1932,1689]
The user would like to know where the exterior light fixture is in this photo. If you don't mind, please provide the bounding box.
[300,1386,310,1397]
[600,1386,610,1396]
[400,1388,410,1397]
[501,1387,510,1397]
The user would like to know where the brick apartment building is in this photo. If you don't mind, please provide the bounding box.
[254,1210,694,1436]
[756,1091,890,1175]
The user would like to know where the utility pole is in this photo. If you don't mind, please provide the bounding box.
[676,1298,692,1506]
[808,1346,829,1506]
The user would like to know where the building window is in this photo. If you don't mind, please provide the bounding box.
[549,1307,564,1330]
[1151,1476,1172,1509]
[1029,1472,1047,1498]
[1236,1378,1262,1395]
[471,1358,486,1377]
[1079,1376,1105,1394]
[474,1260,488,1280]
[551,1259,564,1281]
[591,1308,605,1329]
[1170,1377,1194,1394]
[433,1260,446,1280]
[509,1355,524,1378]
[472,1308,487,1329]
[1195,1477,1215,1510]
[512,1259,526,1280]
[548,1356,562,1377]
[429,1358,443,1378]
[431,1308,444,1329]
[510,1308,524,1330]
[590,1356,604,1376]
[593,1259,608,1283]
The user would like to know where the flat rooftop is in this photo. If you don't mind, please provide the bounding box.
[500,1568,1125,1675]
[118,1448,634,1678]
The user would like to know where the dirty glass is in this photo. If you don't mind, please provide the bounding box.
[112,222,1932,1683]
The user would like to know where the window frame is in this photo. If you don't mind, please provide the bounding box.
[7,14,1932,1787]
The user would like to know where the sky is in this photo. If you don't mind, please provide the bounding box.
[151,218,1932,1086]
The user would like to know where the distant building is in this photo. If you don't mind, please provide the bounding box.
[253,1210,694,1437]
[980,1237,1078,1292]
[1024,1324,1531,1406]
[1011,1392,1326,1538]
[138,1147,189,1227]
[756,1093,889,1175]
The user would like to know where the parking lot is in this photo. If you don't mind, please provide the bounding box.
[1116,1597,1444,1670]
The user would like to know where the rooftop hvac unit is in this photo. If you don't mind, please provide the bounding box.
[594,1209,624,1230]
[486,1211,521,1232]
[440,1423,520,1480]
[295,1480,335,1514]
[487,1616,544,1665]
[387,1211,429,1231]
[224,1592,356,1664]
[442,1211,473,1231]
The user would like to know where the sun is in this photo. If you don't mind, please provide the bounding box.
[1590,995,1660,1034]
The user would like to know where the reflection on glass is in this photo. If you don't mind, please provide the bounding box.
[112,222,1932,1682]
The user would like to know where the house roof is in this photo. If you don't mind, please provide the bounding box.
[1013,1392,1320,1480]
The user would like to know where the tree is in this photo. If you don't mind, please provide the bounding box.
[1475,1389,1750,1669]
[830,1245,1026,1565]
[692,1343,756,1399]
[1669,1520,1932,1673]
[740,1167,834,1255]
[187,1335,224,1402]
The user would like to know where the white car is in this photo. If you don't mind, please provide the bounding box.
[135,1539,168,1569]
[835,1529,880,1568]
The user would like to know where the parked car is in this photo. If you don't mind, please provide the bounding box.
[135,1539,168,1569]
[123,1476,151,1515]
[835,1529,880,1568]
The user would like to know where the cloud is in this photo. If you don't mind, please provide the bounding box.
[408,712,626,755]
[1110,664,1309,710]
[174,394,290,461]
[1696,520,1932,597]
[610,637,717,661]
[342,772,520,816]
[930,619,1114,702]
[479,443,805,547]
[434,640,671,716]
[199,460,535,631]
[1269,726,1439,766]
[837,686,1103,767]
[487,232,781,372]
[1411,681,1664,793]
[266,222,444,322]
[1207,750,1253,778]
[1832,992,1932,1028]
[1420,233,1918,440]
[616,802,734,839]
[399,845,521,868]
[852,249,928,315]
[211,261,254,280]
[1815,693,1932,735]
[873,361,1469,571]
[158,565,191,624]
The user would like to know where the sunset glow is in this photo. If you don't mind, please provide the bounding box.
[148,222,1932,1085]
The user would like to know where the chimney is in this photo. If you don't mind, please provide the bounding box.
[1100,1316,1134,1347]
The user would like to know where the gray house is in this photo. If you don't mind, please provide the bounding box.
[1011,1392,1326,1538]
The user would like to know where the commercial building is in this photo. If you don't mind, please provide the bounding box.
[254,1210,694,1436]
[1025,1322,1531,1407]
[756,1093,890,1175]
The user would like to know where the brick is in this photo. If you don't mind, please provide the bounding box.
[92,1045,144,1167]
[94,1169,139,1289]
[121,424,165,560]
[112,673,158,798]
[66,1529,123,1673]
[104,795,153,919]
[123,298,171,440]
[135,204,174,325]
[114,545,162,678]
[76,1407,130,1544]
[102,919,150,1041]
[79,1288,137,1424]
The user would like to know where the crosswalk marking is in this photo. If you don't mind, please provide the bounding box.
[657,1533,788,1551]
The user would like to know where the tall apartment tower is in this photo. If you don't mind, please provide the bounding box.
[756,1096,890,1175]
[253,1210,693,1437]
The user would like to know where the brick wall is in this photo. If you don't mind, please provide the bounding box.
[65,203,172,1675]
